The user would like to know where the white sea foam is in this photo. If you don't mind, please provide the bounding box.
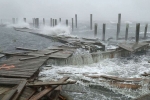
[39,54,150,98]
[40,24,76,37]
[6,20,30,28]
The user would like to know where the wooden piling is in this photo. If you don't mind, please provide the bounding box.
[72,18,74,31]
[35,18,39,28]
[12,18,15,24]
[75,14,77,28]
[53,19,55,27]
[43,18,45,26]
[32,18,35,27]
[116,23,119,40]
[55,19,57,26]
[94,23,98,37]
[125,23,129,41]
[16,18,18,24]
[66,20,68,26]
[59,18,61,22]
[144,24,148,39]
[24,18,26,23]
[50,18,52,26]
[136,23,140,43]
[118,13,121,36]
[90,14,92,30]
[102,23,106,41]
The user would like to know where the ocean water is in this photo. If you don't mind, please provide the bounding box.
[1,20,150,100]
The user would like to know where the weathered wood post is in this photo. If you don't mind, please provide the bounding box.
[43,18,45,26]
[16,18,18,24]
[118,13,121,35]
[125,23,129,41]
[23,18,26,23]
[144,24,148,39]
[75,14,77,28]
[50,18,52,26]
[35,18,39,28]
[116,23,119,40]
[136,23,140,43]
[59,18,61,23]
[53,19,55,27]
[66,19,68,26]
[12,18,15,24]
[94,23,98,37]
[55,19,57,26]
[72,18,74,31]
[90,14,92,30]
[102,23,106,41]
[32,18,35,27]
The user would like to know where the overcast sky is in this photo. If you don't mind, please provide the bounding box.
[0,0,150,21]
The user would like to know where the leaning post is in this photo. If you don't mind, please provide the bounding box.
[144,24,148,39]
[75,14,77,28]
[94,23,98,37]
[102,23,106,41]
[136,23,140,44]
[125,23,129,41]
[72,18,74,31]
[90,14,93,30]
[66,19,68,26]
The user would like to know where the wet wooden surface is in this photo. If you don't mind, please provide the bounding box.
[118,42,148,52]
[0,56,49,78]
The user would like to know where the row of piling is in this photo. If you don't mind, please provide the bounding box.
[6,14,149,41]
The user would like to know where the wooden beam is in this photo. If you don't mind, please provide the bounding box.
[1,89,17,100]
[29,77,69,100]
[12,80,27,100]
[16,47,38,51]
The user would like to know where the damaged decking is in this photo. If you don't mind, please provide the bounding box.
[118,42,149,52]
[0,48,74,78]
[0,47,76,99]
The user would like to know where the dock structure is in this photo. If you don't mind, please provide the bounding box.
[0,47,76,99]
[118,42,149,52]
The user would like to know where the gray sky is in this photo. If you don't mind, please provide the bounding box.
[0,0,150,21]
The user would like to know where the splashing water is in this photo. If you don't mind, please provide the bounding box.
[40,24,76,37]
[39,52,150,99]
[6,20,30,28]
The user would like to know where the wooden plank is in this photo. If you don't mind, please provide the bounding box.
[29,77,69,100]
[12,80,27,100]
[49,50,73,59]
[16,47,38,51]
[19,56,40,61]
[26,81,69,86]
[18,87,35,100]
[1,88,17,100]
[29,86,58,100]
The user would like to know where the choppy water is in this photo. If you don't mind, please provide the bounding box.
[1,20,150,100]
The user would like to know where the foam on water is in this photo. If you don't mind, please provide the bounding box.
[6,20,30,28]
[40,24,76,37]
[39,53,150,99]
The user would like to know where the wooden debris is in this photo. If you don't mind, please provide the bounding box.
[27,81,70,86]
[12,80,27,100]
[1,89,17,100]
[19,56,40,61]
[29,77,70,100]
[118,42,149,52]
[16,47,38,51]
[109,82,141,90]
